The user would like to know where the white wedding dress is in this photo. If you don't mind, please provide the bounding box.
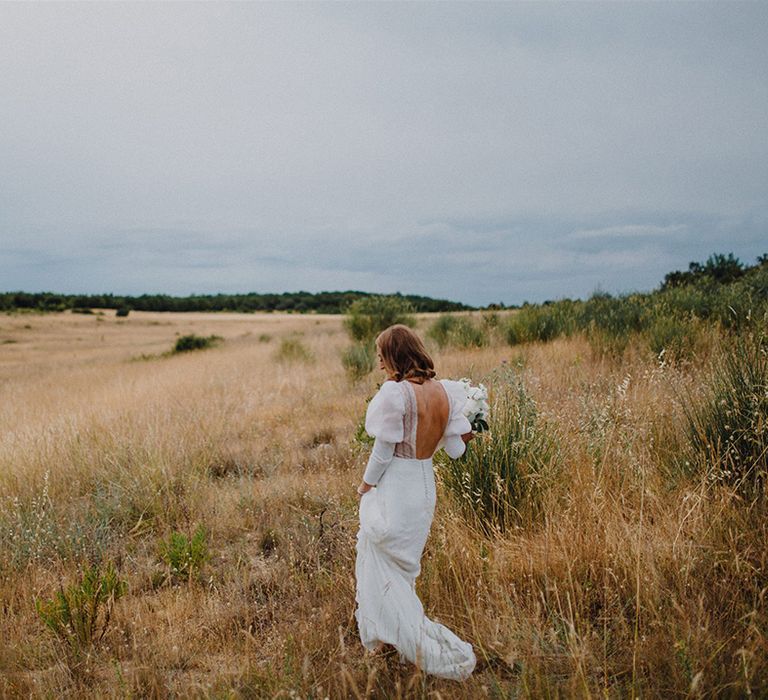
[355,379,477,680]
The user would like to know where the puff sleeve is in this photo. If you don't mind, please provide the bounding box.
[364,381,405,444]
[362,381,405,486]
[439,379,472,459]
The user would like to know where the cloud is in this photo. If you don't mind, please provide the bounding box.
[569,224,688,241]
[0,3,766,304]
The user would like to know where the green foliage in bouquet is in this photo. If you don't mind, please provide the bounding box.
[683,334,768,495]
[436,370,558,533]
[36,562,127,654]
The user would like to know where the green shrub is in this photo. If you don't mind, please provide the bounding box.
[115,307,130,318]
[428,314,487,349]
[657,284,712,320]
[482,311,500,328]
[159,525,209,582]
[506,305,563,345]
[644,314,699,361]
[71,307,94,315]
[683,335,768,495]
[343,295,414,342]
[342,342,375,381]
[427,314,459,348]
[711,278,766,332]
[580,292,647,338]
[436,370,558,533]
[451,318,487,348]
[275,337,313,363]
[36,562,127,654]
[173,334,222,353]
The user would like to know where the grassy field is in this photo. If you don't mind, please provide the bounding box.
[0,310,765,698]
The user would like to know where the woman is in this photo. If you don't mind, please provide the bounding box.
[355,324,477,680]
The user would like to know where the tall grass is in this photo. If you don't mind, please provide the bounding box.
[0,310,766,697]
[684,335,768,494]
[436,369,558,533]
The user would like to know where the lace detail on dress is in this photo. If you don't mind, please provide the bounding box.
[394,381,417,458]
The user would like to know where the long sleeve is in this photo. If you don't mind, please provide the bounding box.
[362,381,405,485]
[362,437,396,486]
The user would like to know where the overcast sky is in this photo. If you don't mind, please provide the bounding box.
[1,2,766,306]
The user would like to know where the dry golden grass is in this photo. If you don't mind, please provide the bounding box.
[0,310,765,698]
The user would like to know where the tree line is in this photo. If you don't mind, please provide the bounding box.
[0,290,470,314]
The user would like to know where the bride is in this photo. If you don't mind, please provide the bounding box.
[354,324,477,680]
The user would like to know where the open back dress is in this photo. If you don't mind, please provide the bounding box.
[354,379,476,680]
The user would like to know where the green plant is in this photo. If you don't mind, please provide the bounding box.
[428,314,487,348]
[115,307,130,318]
[173,334,222,353]
[427,314,459,348]
[275,337,313,363]
[504,300,580,346]
[36,562,127,653]
[341,342,375,380]
[683,335,768,494]
[343,295,414,342]
[644,314,699,361]
[436,370,558,533]
[158,525,209,582]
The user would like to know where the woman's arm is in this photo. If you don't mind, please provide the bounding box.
[357,437,396,495]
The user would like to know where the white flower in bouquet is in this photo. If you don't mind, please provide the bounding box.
[458,378,490,433]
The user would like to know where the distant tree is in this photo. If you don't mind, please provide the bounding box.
[663,252,745,289]
[702,253,744,284]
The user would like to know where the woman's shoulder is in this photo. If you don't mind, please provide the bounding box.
[369,380,405,410]
[365,380,406,441]
[437,378,466,405]
[438,378,472,436]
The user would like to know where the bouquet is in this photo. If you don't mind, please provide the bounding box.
[457,378,490,433]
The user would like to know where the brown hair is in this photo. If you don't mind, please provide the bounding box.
[376,324,436,383]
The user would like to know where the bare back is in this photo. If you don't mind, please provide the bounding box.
[392,379,449,460]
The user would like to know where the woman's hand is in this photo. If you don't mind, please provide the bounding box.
[461,431,475,444]
[357,481,374,498]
